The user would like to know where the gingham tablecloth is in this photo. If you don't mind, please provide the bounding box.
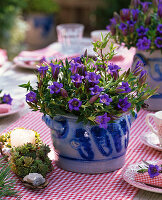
[1,109,161,200]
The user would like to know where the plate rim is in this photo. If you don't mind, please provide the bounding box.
[0,99,25,118]
[140,131,162,151]
[122,160,162,194]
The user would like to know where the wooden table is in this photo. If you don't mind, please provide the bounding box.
[0,60,162,200]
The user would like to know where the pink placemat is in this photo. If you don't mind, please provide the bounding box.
[0,109,161,200]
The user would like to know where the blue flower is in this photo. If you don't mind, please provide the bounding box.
[148,164,160,178]
[141,2,152,13]
[50,63,62,80]
[120,9,131,21]
[108,64,121,80]
[37,65,48,77]
[68,98,82,111]
[2,94,13,105]
[71,74,84,88]
[136,26,149,37]
[116,82,131,93]
[26,91,37,103]
[85,72,101,85]
[99,94,112,106]
[155,37,162,48]
[118,97,131,112]
[89,85,104,95]
[136,37,151,50]
[95,113,111,129]
[131,9,139,21]
[157,24,162,34]
[119,23,128,36]
[48,82,63,94]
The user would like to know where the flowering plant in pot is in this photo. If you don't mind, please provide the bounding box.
[20,34,157,174]
[107,0,162,110]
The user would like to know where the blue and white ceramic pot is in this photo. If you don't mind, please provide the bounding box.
[42,113,134,174]
[132,50,162,111]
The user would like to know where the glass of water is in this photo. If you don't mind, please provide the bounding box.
[56,23,84,54]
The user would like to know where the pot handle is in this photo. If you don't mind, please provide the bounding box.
[145,113,157,135]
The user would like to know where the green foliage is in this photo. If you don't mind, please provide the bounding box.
[0,157,19,197]
[20,34,157,126]
[10,143,52,178]
[23,0,59,14]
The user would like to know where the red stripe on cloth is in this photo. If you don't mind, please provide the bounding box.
[1,109,161,200]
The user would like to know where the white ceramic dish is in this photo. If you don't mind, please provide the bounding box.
[0,99,25,118]
[140,132,162,151]
[122,161,162,193]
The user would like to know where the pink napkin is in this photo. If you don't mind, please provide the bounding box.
[0,49,8,66]
[135,161,162,188]
[0,104,11,113]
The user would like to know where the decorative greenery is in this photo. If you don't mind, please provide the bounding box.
[0,128,42,148]
[10,143,52,178]
[20,33,157,129]
[107,0,162,52]
[0,157,18,197]
[23,0,59,14]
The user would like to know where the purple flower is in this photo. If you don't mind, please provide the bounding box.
[26,91,37,103]
[70,63,81,74]
[141,2,152,13]
[110,25,116,36]
[72,57,82,64]
[139,70,147,85]
[120,9,131,21]
[133,61,144,76]
[117,82,131,93]
[99,94,112,106]
[157,24,162,34]
[95,113,111,129]
[48,82,63,94]
[50,63,62,80]
[158,3,162,18]
[110,17,117,25]
[131,0,141,8]
[106,25,110,31]
[127,20,136,33]
[37,65,48,77]
[71,74,84,88]
[136,26,149,37]
[40,57,46,64]
[108,64,121,80]
[131,9,139,21]
[148,164,160,178]
[85,72,101,85]
[136,37,151,50]
[119,23,128,36]
[118,97,131,112]
[68,98,82,111]
[155,37,162,48]
[89,85,104,95]
[2,94,13,105]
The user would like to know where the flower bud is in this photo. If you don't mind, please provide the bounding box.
[60,88,68,98]
[113,12,120,23]
[152,0,159,7]
[145,15,151,26]
[120,9,131,21]
[89,94,100,104]
[110,25,116,36]
[139,70,147,85]
[131,0,140,8]
[158,3,162,18]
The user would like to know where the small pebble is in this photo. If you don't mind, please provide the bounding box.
[23,173,45,186]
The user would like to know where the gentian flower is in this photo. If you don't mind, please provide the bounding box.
[116,82,131,93]
[70,63,81,74]
[37,65,48,77]
[155,37,162,48]
[108,64,121,80]
[158,3,162,18]
[157,24,162,34]
[131,9,139,21]
[68,98,82,111]
[26,91,37,103]
[131,0,141,8]
[139,70,147,85]
[71,74,84,88]
[136,37,151,50]
[60,88,68,98]
[118,97,131,112]
[110,17,117,25]
[136,26,149,37]
[99,94,112,106]
[148,164,160,178]
[89,85,104,95]
[85,72,101,85]
[95,113,111,129]
[110,25,116,36]
[72,57,82,64]
[120,9,131,21]
[40,57,46,64]
[127,20,136,33]
[141,2,152,13]
[119,23,128,36]
[2,94,13,105]
[133,61,144,76]
[50,63,62,80]
[48,82,63,94]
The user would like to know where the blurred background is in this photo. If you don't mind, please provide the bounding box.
[0,0,130,59]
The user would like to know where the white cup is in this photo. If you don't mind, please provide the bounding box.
[90,30,119,55]
[56,23,84,53]
[146,111,162,146]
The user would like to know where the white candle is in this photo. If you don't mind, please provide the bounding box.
[10,128,36,147]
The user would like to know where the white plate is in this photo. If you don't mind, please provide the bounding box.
[13,57,39,70]
[122,161,162,193]
[0,99,25,118]
[140,132,162,151]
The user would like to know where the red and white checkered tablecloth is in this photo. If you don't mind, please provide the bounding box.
[1,109,161,200]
